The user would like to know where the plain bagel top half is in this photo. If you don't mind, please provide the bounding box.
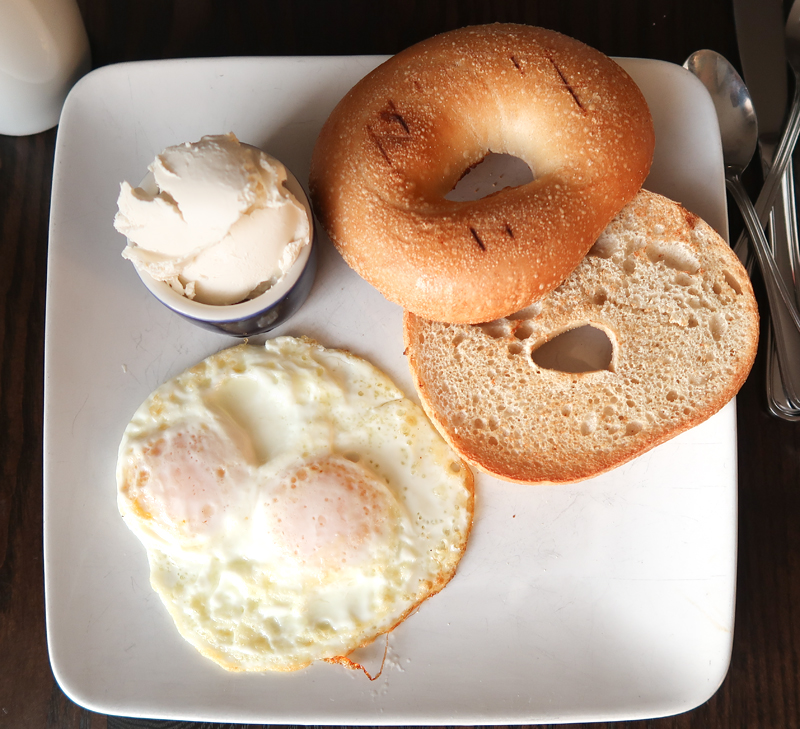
[309,24,655,324]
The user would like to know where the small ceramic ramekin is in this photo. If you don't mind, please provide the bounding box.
[129,150,316,337]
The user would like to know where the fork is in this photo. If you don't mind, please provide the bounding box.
[736,0,800,419]
[766,2,800,418]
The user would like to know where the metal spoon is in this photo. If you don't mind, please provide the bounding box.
[685,50,800,406]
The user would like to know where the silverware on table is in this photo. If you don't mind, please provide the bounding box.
[734,0,800,419]
[684,52,800,367]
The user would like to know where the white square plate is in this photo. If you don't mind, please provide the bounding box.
[45,56,734,724]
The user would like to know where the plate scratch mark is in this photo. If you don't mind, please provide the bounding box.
[71,393,90,436]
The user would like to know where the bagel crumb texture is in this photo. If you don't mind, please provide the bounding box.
[403,190,759,484]
[310,23,655,323]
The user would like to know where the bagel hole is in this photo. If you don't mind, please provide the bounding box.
[531,325,614,373]
[445,153,534,202]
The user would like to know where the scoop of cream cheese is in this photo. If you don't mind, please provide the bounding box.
[114,133,310,306]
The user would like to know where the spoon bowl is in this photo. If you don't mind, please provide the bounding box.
[685,50,758,173]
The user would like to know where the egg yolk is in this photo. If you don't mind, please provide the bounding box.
[261,455,401,574]
[121,424,251,542]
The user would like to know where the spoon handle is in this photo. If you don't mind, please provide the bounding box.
[768,168,800,410]
[733,82,800,265]
[763,83,800,223]
[736,77,800,415]
[778,159,800,301]
[726,174,800,331]
[764,170,800,410]
[728,174,800,405]
[766,324,800,420]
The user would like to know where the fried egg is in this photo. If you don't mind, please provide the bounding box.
[116,337,474,672]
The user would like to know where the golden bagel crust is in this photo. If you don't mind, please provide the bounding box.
[309,24,655,324]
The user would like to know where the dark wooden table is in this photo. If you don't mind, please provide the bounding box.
[3,1,800,727]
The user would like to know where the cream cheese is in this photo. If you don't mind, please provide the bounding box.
[114,133,310,306]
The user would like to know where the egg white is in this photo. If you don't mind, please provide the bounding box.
[116,336,474,672]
